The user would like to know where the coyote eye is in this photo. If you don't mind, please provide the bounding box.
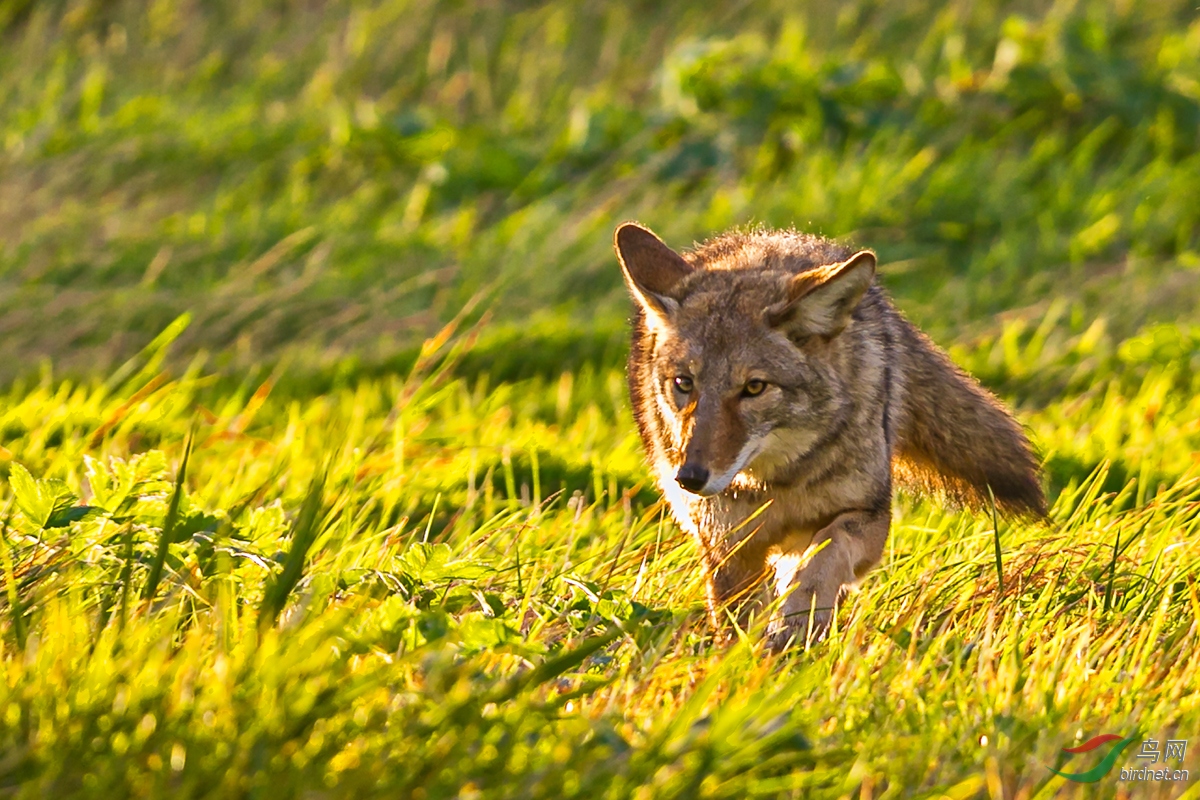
[673,376,694,394]
[742,379,767,397]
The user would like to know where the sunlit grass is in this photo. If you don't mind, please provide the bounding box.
[0,313,1198,797]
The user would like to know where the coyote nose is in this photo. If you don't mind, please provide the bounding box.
[675,464,710,493]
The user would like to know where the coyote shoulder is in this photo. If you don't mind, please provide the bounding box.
[614,222,1045,649]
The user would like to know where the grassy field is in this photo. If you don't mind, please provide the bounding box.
[2,0,1200,797]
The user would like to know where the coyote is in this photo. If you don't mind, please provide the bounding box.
[615,223,1045,649]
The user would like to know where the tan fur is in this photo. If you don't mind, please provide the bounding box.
[615,222,1045,649]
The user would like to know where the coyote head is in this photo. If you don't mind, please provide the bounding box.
[615,222,876,496]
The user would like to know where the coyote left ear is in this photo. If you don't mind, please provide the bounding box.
[614,222,695,328]
[768,250,876,338]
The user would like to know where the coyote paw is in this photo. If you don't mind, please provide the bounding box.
[764,607,833,652]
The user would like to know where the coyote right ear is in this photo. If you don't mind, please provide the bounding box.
[614,222,694,328]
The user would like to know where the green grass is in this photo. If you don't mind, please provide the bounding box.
[2,0,1200,797]
[2,314,1198,799]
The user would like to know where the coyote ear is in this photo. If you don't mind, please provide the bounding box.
[768,250,876,338]
[614,222,694,328]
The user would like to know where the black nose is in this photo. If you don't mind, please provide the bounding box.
[675,464,710,493]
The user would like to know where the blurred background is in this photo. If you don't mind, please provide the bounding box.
[1,0,1198,386]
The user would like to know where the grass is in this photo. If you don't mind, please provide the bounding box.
[2,0,1200,797]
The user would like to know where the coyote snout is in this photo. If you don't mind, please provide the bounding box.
[616,221,1045,650]
[675,463,709,493]
[672,388,766,496]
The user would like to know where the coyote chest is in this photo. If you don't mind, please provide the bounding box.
[615,222,1045,649]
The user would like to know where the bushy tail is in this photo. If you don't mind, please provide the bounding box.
[892,316,1046,517]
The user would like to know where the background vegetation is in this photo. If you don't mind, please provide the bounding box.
[1,0,1199,796]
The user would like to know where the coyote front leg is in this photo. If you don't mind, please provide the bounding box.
[767,508,890,650]
[702,533,770,639]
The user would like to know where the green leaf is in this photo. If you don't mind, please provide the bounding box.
[8,464,43,524]
[8,463,77,530]
[398,543,488,584]
[457,616,518,652]
[45,505,102,528]
[398,542,453,581]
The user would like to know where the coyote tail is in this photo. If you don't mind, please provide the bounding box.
[892,316,1047,517]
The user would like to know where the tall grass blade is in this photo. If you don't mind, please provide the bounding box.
[258,462,329,631]
[988,484,1003,595]
[0,507,26,650]
[143,426,194,602]
[1104,530,1120,614]
[118,524,134,632]
[102,313,191,395]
